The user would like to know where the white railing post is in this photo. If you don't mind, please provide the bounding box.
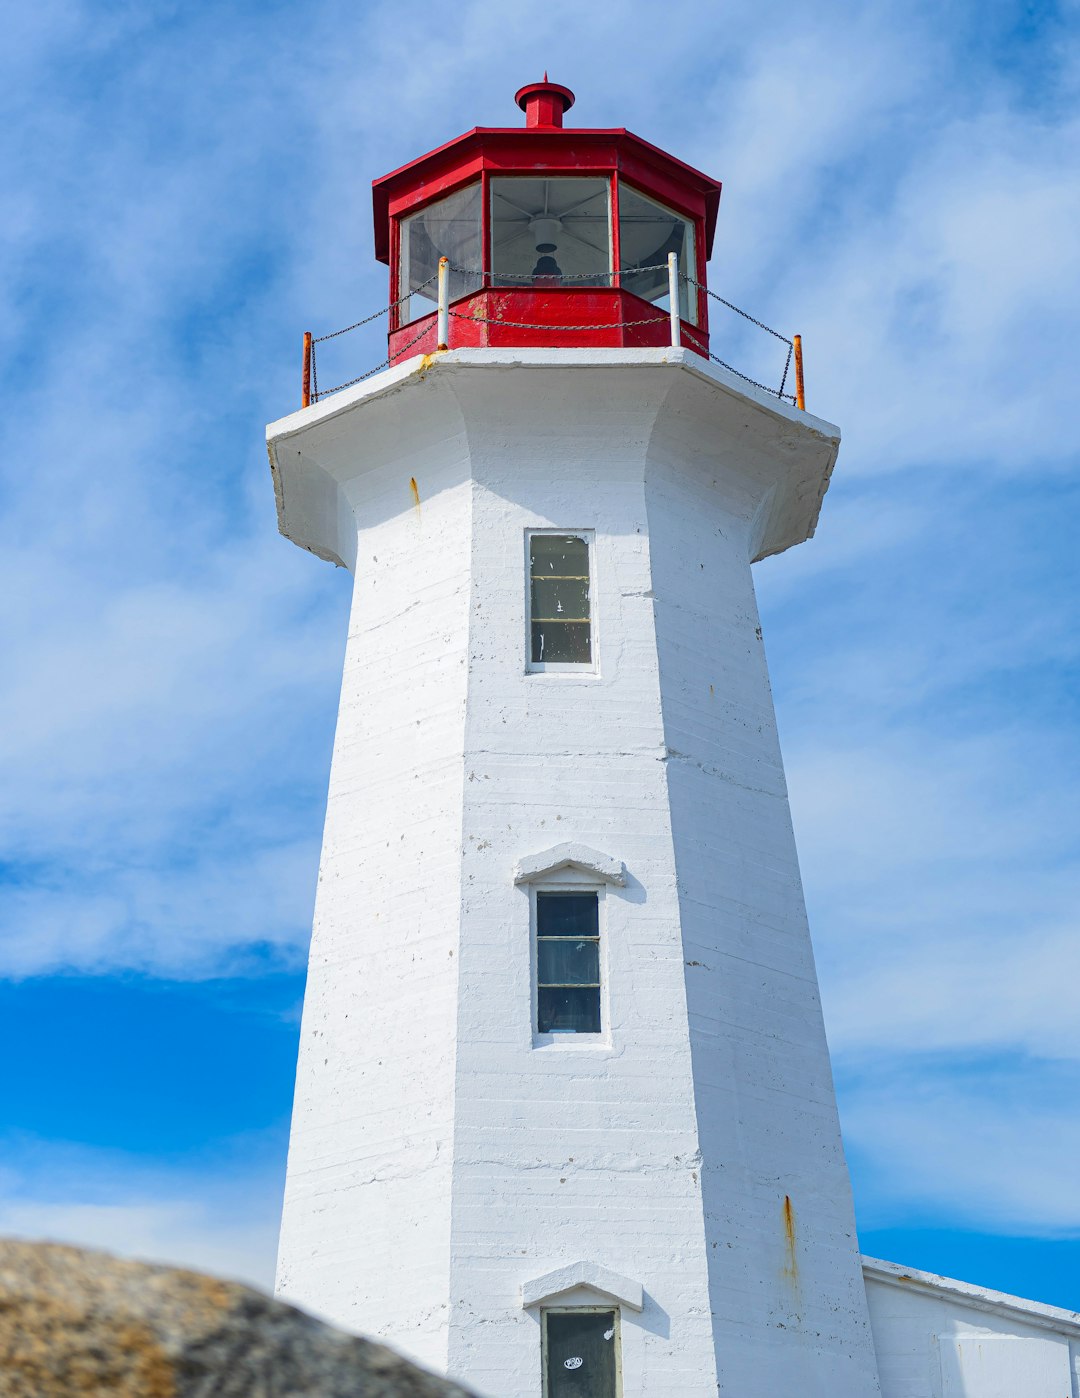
[667,252,681,347]
[437,257,450,351]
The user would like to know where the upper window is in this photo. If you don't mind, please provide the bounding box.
[618,182,697,325]
[542,1308,619,1398]
[536,892,601,1035]
[528,532,592,669]
[398,183,482,325]
[491,177,611,288]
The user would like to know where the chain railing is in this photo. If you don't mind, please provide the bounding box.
[680,268,801,406]
[448,262,670,283]
[449,310,665,332]
[300,255,805,411]
[303,272,439,403]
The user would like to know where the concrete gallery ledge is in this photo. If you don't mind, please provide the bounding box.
[266,346,841,576]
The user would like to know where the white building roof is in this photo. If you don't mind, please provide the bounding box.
[863,1255,1080,1338]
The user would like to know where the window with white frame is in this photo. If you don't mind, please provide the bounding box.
[528,531,593,669]
[542,1308,620,1398]
[536,891,601,1034]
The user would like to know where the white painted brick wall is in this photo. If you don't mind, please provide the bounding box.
[270,351,878,1397]
[275,384,475,1373]
[445,369,716,1398]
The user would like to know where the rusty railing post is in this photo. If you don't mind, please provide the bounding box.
[302,331,312,409]
[793,333,805,411]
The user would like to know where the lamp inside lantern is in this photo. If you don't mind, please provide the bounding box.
[490,177,610,287]
[528,217,562,276]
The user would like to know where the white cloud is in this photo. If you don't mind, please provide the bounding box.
[0,838,321,979]
[0,519,343,975]
[797,103,1080,475]
[841,1064,1080,1234]
[0,1138,281,1289]
[0,1198,277,1290]
[784,723,1080,1055]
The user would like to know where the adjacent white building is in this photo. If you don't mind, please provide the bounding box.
[863,1259,1080,1398]
[268,82,1079,1398]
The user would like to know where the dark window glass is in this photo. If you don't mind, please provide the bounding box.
[538,893,598,937]
[530,534,591,665]
[490,177,611,287]
[543,1310,618,1398]
[538,938,600,986]
[537,892,600,1035]
[537,987,601,1035]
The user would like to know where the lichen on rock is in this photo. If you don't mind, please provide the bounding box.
[0,1239,475,1397]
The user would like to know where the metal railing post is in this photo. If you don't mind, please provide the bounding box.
[437,257,450,351]
[793,334,805,411]
[668,253,681,347]
[302,331,312,408]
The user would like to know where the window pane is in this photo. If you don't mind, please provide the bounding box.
[399,184,482,325]
[531,532,589,577]
[491,177,611,287]
[530,535,591,666]
[544,1311,618,1398]
[537,893,599,938]
[532,622,591,665]
[538,986,601,1034]
[618,182,697,325]
[538,938,600,986]
[531,621,592,666]
[531,576,590,623]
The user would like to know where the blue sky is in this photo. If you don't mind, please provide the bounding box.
[2,0,1078,1309]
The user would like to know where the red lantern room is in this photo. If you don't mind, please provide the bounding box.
[372,79,722,363]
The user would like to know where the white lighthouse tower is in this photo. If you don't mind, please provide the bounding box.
[269,81,882,1398]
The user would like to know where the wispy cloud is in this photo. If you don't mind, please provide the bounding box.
[0,1135,281,1287]
[841,1055,1080,1235]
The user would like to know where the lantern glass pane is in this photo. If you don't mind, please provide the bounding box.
[618,182,697,325]
[398,183,482,325]
[491,177,611,287]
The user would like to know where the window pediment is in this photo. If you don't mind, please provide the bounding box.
[514,843,626,888]
[521,1261,643,1312]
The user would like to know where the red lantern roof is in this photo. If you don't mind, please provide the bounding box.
[371,81,723,360]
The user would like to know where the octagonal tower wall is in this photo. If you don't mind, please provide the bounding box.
[269,351,880,1398]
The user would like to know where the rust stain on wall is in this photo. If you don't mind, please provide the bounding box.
[409,477,421,517]
[782,1194,799,1287]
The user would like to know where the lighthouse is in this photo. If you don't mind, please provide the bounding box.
[268,81,882,1398]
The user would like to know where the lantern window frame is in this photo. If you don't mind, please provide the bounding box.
[488,174,615,291]
[380,131,717,333]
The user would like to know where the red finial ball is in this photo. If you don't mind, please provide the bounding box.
[515,78,576,129]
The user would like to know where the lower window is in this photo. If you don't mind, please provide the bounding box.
[536,891,601,1034]
[542,1309,619,1398]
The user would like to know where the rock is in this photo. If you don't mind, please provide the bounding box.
[0,1239,477,1397]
